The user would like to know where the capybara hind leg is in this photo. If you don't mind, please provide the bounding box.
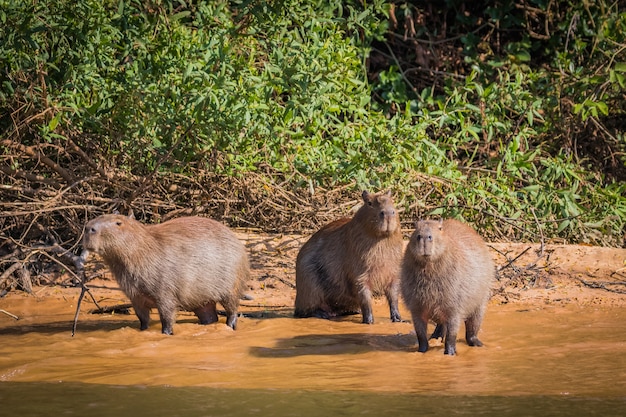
[131,298,152,331]
[430,323,445,340]
[385,285,402,322]
[465,315,484,347]
[156,303,177,335]
[294,278,327,319]
[358,287,374,324]
[194,301,219,325]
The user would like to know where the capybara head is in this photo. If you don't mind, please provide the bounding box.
[83,214,136,258]
[358,190,399,236]
[408,219,445,259]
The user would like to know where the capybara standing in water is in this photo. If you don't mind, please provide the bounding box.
[401,219,494,355]
[294,190,403,324]
[82,214,249,334]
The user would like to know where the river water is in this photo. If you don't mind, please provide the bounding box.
[1,291,625,416]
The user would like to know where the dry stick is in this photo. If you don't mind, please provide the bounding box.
[0,260,22,287]
[30,247,101,336]
[71,250,90,337]
[491,245,532,272]
[578,279,626,294]
[89,303,132,314]
[0,165,63,188]
[0,309,19,320]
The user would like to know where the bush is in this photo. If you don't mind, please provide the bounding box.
[0,0,624,248]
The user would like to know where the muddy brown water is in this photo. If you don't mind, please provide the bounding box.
[1,289,625,416]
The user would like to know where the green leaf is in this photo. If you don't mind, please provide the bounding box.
[614,62,626,72]
[48,114,60,131]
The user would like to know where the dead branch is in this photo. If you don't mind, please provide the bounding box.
[0,165,63,188]
[89,303,133,314]
[578,278,626,294]
[1,139,75,184]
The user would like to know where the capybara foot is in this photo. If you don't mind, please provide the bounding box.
[226,315,238,330]
[430,324,444,340]
[417,343,429,353]
[444,345,456,355]
[467,335,483,347]
[161,327,174,335]
[390,311,402,322]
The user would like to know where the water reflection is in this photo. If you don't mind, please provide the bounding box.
[1,382,625,417]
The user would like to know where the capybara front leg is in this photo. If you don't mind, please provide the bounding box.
[194,301,219,325]
[411,312,429,353]
[444,318,462,355]
[219,295,239,330]
[465,315,484,347]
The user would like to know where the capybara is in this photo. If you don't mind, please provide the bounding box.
[400,219,494,355]
[294,190,403,324]
[82,214,249,334]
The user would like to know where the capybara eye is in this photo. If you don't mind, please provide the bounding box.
[115,221,122,226]
[428,235,433,241]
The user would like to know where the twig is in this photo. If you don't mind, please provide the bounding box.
[578,278,626,294]
[72,283,88,337]
[71,249,90,337]
[0,309,19,320]
[89,303,132,314]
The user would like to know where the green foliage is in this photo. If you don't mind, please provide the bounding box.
[0,0,624,245]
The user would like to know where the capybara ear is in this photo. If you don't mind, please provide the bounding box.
[384,190,392,198]
[128,210,135,220]
[362,190,371,203]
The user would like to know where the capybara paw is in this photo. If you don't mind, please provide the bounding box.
[226,317,238,330]
[467,337,483,347]
[390,312,402,322]
[362,315,374,324]
[417,344,429,353]
[444,347,456,355]
[161,328,174,335]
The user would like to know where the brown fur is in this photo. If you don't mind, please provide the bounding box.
[294,190,403,324]
[82,214,249,334]
[400,219,494,355]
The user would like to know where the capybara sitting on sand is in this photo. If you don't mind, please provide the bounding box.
[294,190,403,324]
[401,219,494,355]
[82,214,249,334]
